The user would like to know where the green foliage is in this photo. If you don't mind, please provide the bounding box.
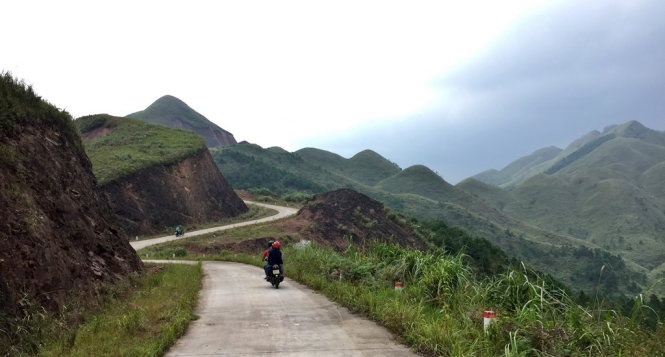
[284,242,665,356]
[127,95,212,129]
[76,114,206,185]
[545,134,616,174]
[0,143,20,166]
[211,145,328,193]
[419,219,515,276]
[209,124,665,299]
[33,263,202,357]
[0,72,81,149]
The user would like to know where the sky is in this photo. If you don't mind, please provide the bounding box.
[3,0,664,183]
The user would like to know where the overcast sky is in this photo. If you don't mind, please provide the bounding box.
[3,0,664,183]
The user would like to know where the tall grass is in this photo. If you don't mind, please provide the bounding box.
[283,242,664,356]
[0,263,203,357]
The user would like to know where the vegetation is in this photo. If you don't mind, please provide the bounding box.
[127,95,213,130]
[283,242,665,356]
[211,132,665,298]
[137,233,665,356]
[210,143,335,194]
[1,263,202,356]
[76,114,206,185]
[0,72,80,149]
[544,134,615,174]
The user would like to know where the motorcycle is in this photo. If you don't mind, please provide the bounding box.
[175,229,185,237]
[267,264,284,289]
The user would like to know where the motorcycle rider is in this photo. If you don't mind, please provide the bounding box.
[264,241,283,278]
[262,240,275,262]
[175,225,184,236]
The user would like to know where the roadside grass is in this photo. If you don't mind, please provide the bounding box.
[284,243,665,356]
[141,233,665,356]
[34,263,202,357]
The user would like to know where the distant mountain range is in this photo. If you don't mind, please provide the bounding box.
[461,120,665,295]
[210,120,665,297]
[127,95,237,148]
[125,96,663,297]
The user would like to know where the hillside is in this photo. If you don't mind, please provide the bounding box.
[77,114,248,236]
[473,146,562,189]
[127,95,237,147]
[460,120,665,295]
[0,74,142,317]
[211,140,645,296]
[77,114,206,185]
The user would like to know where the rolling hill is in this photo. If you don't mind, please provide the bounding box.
[127,95,237,147]
[136,96,658,297]
[211,138,648,296]
[461,121,665,295]
[76,114,247,236]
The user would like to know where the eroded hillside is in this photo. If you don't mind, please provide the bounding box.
[77,115,248,236]
[0,74,142,316]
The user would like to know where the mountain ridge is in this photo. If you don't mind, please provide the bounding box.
[127,95,237,148]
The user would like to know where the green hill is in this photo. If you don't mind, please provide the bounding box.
[211,138,647,296]
[375,164,461,200]
[127,95,236,147]
[473,146,562,189]
[76,114,206,185]
[460,120,665,296]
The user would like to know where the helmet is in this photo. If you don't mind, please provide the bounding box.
[267,240,274,248]
[272,241,281,249]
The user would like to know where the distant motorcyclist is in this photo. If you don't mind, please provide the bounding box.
[175,225,184,237]
[264,241,283,278]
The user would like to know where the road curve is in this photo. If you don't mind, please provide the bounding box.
[130,201,298,251]
[163,262,418,357]
[134,202,419,356]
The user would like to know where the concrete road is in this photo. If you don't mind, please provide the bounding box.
[130,201,298,251]
[135,202,419,356]
[164,262,419,356]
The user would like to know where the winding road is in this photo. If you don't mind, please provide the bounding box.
[130,201,298,251]
[131,202,419,356]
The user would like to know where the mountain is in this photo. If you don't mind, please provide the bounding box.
[473,146,562,189]
[460,120,665,295]
[375,164,462,201]
[211,140,646,296]
[127,95,237,147]
[0,74,142,318]
[76,114,247,236]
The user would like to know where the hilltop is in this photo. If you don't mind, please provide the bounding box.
[127,95,237,148]
[211,121,663,297]
[460,120,665,295]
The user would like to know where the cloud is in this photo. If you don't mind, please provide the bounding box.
[310,0,665,184]
[3,1,663,185]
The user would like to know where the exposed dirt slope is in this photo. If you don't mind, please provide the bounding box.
[293,188,427,250]
[200,188,427,254]
[0,80,142,315]
[102,149,248,236]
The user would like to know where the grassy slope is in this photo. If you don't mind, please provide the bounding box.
[464,128,665,295]
[211,141,652,296]
[135,223,665,357]
[76,114,206,185]
[0,73,80,151]
[126,95,214,130]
